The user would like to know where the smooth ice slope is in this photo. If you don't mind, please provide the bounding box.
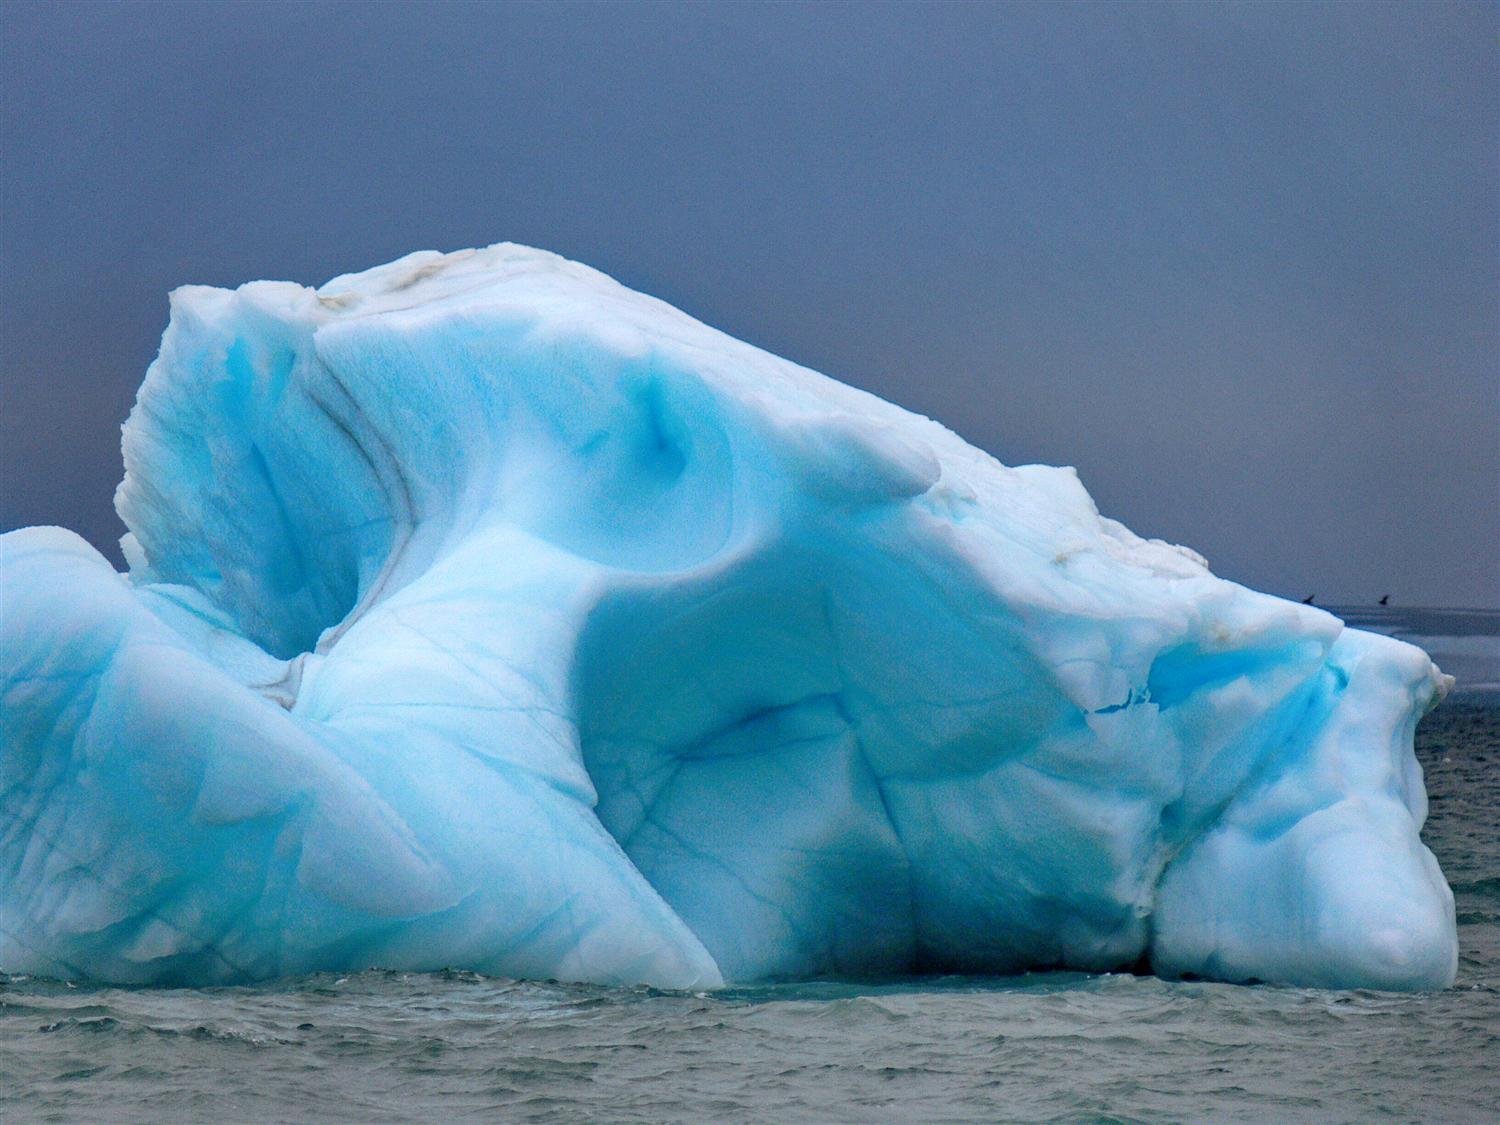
[1,245,1457,991]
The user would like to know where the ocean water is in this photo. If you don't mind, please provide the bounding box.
[4,609,1497,1122]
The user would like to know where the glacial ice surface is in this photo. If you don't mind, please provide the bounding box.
[1,245,1458,991]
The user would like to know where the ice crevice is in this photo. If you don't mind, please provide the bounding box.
[0,243,1457,991]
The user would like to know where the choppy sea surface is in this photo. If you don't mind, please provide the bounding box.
[4,607,1497,1122]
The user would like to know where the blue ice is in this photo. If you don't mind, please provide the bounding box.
[0,245,1457,990]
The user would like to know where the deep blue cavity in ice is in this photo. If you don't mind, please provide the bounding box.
[0,245,1459,992]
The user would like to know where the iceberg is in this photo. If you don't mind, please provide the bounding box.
[0,245,1457,991]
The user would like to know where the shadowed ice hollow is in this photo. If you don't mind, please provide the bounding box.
[0,244,1458,991]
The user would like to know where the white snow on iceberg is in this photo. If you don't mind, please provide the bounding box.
[0,245,1458,991]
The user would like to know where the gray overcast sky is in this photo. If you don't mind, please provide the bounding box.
[2,0,1496,607]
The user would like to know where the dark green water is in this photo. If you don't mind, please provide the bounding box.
[4,696,1496,1121]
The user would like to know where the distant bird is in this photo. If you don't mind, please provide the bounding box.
[1379,595,1390,606]
[1302,594,1316,605]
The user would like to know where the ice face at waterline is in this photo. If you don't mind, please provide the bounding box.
[0,245,1457,991]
